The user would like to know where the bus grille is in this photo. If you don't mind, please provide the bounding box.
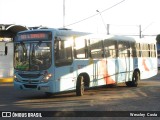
[19,74,42,79]
[22,80,40,83]
[23,84,37,89]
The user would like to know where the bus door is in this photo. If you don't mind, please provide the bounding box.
[54,37,75,92]
[130,42,138,79]
[117,41,130,83]
[104,39,117,84]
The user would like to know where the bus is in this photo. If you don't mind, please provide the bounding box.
[13,28,158,96]
[157,43,160,68]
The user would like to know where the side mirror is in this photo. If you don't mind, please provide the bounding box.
[5,46,8,55]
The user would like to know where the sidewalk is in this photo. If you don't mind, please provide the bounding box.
[0,77,13,83]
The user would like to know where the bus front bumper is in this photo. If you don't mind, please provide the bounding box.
[14,81,54,93]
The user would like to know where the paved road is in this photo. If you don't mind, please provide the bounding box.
[0,70,160,119]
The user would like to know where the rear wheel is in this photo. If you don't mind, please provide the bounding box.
[126,71,140,87]
[132,71,140,87]
[76,76,84,96]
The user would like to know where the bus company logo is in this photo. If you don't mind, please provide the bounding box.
[2,112,11,117]
[28,79,32,84]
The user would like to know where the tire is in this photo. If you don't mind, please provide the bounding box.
[45,92,53,97]
[131,71,140,87]
[125,81,132,87]
[76,76,84,96]
[126,71,140,87]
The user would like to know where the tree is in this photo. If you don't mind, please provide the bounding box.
[156,34,160,43]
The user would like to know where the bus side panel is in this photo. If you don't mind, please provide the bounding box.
[157,43,160,68]
[92,59,116,86]
[117,58,129,83]
[54,65,75,92]
[140,57,158,79]
[128,56,134,82]
[74,58,116,88]
[73,59,96,87]
[105,58,116,85]
[158,58,160,68]
[89,58,116,87]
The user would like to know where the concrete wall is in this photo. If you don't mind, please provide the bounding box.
[0,42,13,78]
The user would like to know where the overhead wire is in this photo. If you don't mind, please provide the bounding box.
[65,0,126,27]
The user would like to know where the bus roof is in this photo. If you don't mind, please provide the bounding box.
[77,33,156,44]
[18,28,91,37]
[17,28,156,44]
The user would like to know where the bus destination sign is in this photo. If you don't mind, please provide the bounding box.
[17,32,52,41]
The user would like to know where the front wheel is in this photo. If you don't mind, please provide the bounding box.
[45,92,53,97]
[76,76,84,96]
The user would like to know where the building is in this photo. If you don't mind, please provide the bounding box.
[0,24,29,78]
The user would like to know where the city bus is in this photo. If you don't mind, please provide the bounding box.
[157,43,160,68]
[13,28,158,96]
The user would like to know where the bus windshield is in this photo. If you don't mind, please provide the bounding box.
[14,42,52,71]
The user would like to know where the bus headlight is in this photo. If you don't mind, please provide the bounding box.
[14,75,20,82]
[42,73,52,83]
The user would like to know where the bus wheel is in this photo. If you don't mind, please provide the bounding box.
[126,71,140,87]
[125,81,132,87]
[45,92,53,97]
[131,71,140,87]
[76,76,84,96]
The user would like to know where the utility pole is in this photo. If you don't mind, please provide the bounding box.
[63,0,65,28]
[96,10,109,35]
[107,24,110,35]
[139,25,142,38]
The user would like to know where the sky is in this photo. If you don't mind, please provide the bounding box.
[0,0,160,36]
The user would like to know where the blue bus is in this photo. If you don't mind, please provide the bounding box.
[13,28,158,96]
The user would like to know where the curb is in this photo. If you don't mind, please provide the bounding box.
[0,78,13,83]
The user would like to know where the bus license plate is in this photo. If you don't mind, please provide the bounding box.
[41,86,49,91]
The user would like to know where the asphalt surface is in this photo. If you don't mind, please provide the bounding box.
[0,70,160,120]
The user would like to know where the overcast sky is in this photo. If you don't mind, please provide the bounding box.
[0,0,160,35]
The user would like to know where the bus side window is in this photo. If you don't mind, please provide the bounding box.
[148,44,151,57]
[153,44,156,57]
[90,39,103,58]
[136,43,141,57]
[146,44,150,57]
[141,43,149,57]
[54,37,73,67]
[118,40,129,58]
[150,44,153,57]
[130,42,136,57]
[104,39,116,58]
[74,39,87,59]
[141,44,144,57]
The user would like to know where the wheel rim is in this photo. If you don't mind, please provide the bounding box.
[76,76,85,96]
[81,81,84,95]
